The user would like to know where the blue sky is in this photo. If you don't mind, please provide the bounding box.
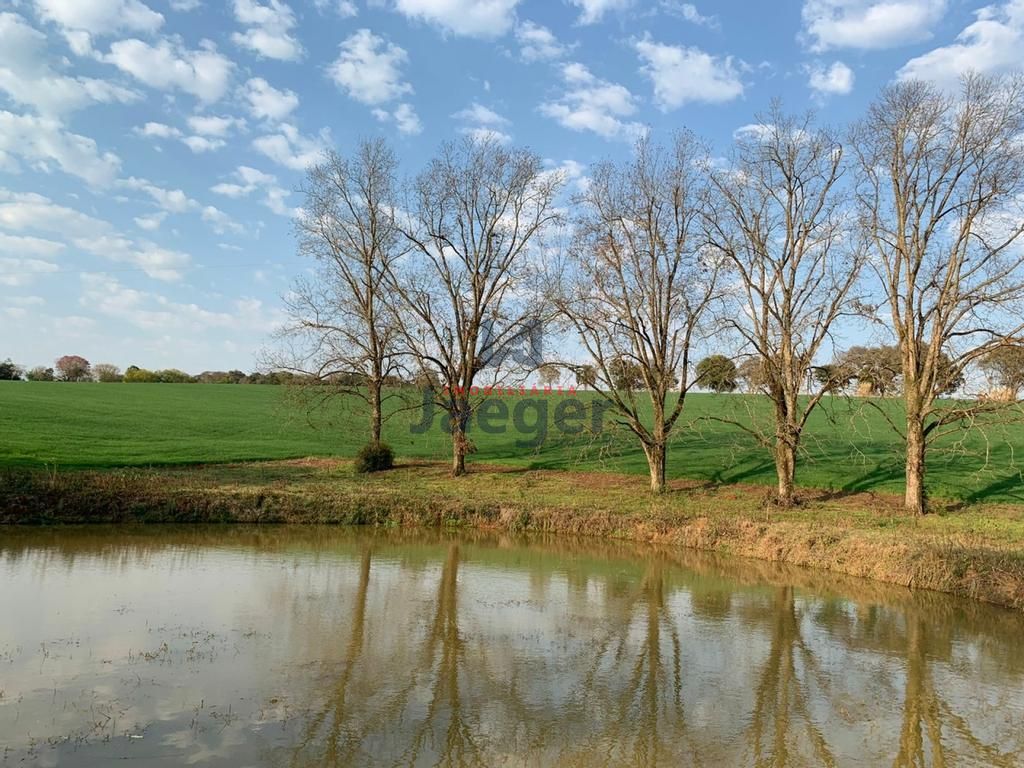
[1,0,1022,373]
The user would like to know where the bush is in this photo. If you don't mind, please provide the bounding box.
[123,367,161,383]
[93,363,123,383]
[26,366,54,382]
[354,442,394,474]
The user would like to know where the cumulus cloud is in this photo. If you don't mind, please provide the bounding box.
[100,37,234,102]
[0,190,109,238]
[806,60,855,94]
[314,0,358,15]
[569,0,631,25]
[897,0,1024,87]
[372,103,423,135]
[0,110,121,185]
[539,62,644,141]
[33,0,164,54]
[329,29,413,104]
[212,165,298,217]
[81,273,281,330]
[634,37,744,110]
[240,77,299,121]
[231,0,303,61]
[452,102,511,142]
[252,123,329,170]
[0,189,191,280]
[659,1,719,27]
[801,0,947,51]
[0,12,141,117]
[393,0,520,38]
[515,20,568,61]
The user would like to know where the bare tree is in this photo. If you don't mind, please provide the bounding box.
[852,74,1024,514]
[273,139,404,445]
[558,133,723,493]
[388,137,563,475]
[706,106,860,506]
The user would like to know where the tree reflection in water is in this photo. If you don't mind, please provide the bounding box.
[266,534,1024,768]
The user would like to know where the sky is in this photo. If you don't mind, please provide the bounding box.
[1,0,1022,374]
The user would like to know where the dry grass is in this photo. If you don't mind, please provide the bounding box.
[2,459,1024,610]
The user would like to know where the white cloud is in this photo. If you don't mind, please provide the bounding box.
[101,37,234,102]
[539,62,643,141]
[119,176,195,212]
[315,0,358,15]
[659,1,718,27]
[33,0,164,54]
[0,189,191,280]
[187,114,245,137]
[393,0,520,37]
[134,211,167,230]
[74,236,191,280]
[241,77,299,121]
[634,37,743,110]
[515,21,567,61]
[570,0,630,25]
[452,102,510,142]
[231,0,303,61]
[0,12,141,117]
[801,0,947,51]
[212,166,297,217]
[0,256,59,287]
[0,231,66,258]
[806,60,855,94]
[372,102,423,135]
[181,135,226,153]
[0,110,121,186]
[252,123,329,170]
[452,102,508,126]
[0,190,109,238]
[170,0,202,10]
[329,29,413,104]
[137,121,181,139]
[81,273,281,331]
[897,0,1024,87]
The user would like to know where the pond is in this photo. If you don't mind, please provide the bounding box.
[1,526,1022,766]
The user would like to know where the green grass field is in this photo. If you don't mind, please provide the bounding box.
[2,381,1023,503]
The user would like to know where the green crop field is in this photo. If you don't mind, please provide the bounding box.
[1,381,1023,503]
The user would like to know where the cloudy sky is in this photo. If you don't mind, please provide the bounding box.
[1,0,1022,373]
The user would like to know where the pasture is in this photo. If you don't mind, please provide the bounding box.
[1,381,1023,503]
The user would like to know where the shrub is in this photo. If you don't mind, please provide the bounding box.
[26,366,54,382]
[354,442,394,474]
[123,367,160,383]
[93,363,123,383]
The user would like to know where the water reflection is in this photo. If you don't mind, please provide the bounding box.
[1,527,1023,767]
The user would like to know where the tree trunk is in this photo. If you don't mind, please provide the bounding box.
[452,437,466,476]
[774,439,797,506]
[369,378,382,445]
[451,397,469,477]
[905,416,927,515]
[643,442,667,494]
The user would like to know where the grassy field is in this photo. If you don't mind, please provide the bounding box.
[2,381,1024,503]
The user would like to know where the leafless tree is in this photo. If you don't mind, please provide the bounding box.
[706,106,861,506]
[271,139,405,445]
[558,133,723,493]
[851,74,1024,515]
[388,137,563,475]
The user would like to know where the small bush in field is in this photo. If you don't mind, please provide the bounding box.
[354,442,394,473]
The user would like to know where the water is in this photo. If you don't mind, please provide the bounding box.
[0,527,1022,767]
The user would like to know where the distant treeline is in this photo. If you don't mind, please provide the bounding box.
[0,357,415,387]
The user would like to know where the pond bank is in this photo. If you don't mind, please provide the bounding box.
[2,458,1023,611]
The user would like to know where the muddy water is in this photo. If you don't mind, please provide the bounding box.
[1,526,1022,766]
